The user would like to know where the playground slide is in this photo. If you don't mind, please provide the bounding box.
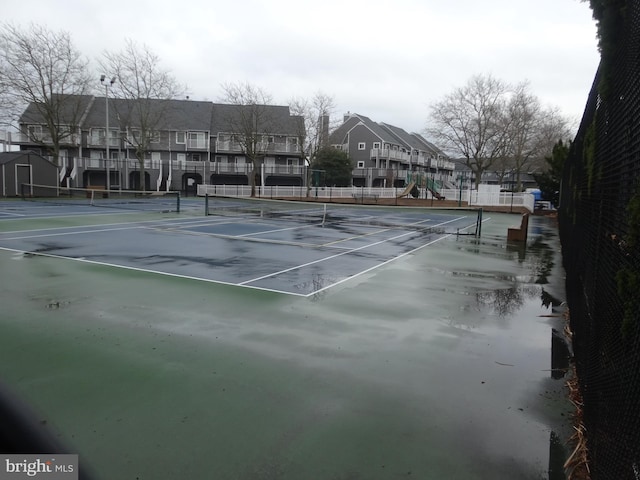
[426,177,445,200]
[396,181,416,198]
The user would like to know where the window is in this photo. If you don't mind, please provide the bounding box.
[176,131,186,144]
[188,132,206,149]
[107,128,119,147]
[26,125,44,142]
[128,129,141,145]
[150,131,160,143]
[373,142,380,149]
[358,142,366,150]
[151,152,161,169]
[192,154,201,162]
[90,128,106,145]
[357,161,365,168]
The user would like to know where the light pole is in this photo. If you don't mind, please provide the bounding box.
[100,75,116,191]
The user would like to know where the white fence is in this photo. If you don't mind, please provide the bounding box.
[197,185,535,211]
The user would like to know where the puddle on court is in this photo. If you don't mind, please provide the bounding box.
[0,212,572,479]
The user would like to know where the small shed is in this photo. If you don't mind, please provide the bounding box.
[0,151,59,197]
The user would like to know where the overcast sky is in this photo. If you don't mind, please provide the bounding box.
[4,0,600,133]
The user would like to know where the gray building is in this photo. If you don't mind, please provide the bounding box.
[0,151,59,197]
[328,113,455,188]
[15,96,306,192]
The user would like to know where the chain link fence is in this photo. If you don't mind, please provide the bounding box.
[559,2,640,479]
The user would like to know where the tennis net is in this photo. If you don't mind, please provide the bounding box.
[204,195,483,236]
[21,184,181,213]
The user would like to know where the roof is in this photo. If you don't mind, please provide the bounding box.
[210,103,303,135]
[19,95,95,126]
[380,123,429,152]
[0,150,55,166]
[411,133,446,157]
[83,97,214,131]
[329,113,400,146]
[19,95,304,137]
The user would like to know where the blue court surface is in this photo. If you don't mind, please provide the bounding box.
[0,198,480,296]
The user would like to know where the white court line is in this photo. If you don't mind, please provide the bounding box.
[0,211,26,217]
[309,217,489,297]
[239,229,422,286]
[321,215,465,247]
[0,209,142,221]
[2,224,144,240]
[0,245,309,297]
[239,215,477,290]
[159,225,332,250]
[0,215,202,235]
[310,234,452,297]
[239,223,315,237]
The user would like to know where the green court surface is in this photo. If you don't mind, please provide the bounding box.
[0,206,571,479]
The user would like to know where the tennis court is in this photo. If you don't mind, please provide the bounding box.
[0,193,571,479]
[0,193,482,296]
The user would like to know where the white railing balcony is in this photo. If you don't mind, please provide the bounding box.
[413,156,429,167]
[438,159,455,170]
[88,136,120,148]
[15,132,80,145]
[188,139,207,149]
[263,164,305,175]
[370,148,412,163]
[210,163,252,174]
[216,140,244,153]
[216,140,302,155]
[264,143,301,154]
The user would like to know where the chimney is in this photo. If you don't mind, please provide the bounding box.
[318,115,330,147]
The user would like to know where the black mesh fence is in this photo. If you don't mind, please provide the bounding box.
[559,2,640,479]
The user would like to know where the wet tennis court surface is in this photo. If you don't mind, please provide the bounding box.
[0,198,480,296]
[0,196,572,480]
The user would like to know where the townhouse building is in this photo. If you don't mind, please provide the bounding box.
[329,113,455,190]
[15,96,306,193]
[14,98,457,195]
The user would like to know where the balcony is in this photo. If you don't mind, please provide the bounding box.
[88,136,120,148]
[216,140,243,153]
[14,132,80,146]
[216,140,301,155]
[77,157,162,170]
[209,163,305,176]
[263,164,305,175]
[438,159,455,170]
[370,148,411,164]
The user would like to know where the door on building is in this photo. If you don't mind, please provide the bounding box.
[15,164,32,196]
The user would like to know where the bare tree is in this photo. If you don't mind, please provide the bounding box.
[502,81,542,191]
[289,91,337,162]
[427,74,509,188]
[0,23,91,165]
[528,106,573,174]
[502,84,574,191]
[218,82,277,197]
[101,39,185,190]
